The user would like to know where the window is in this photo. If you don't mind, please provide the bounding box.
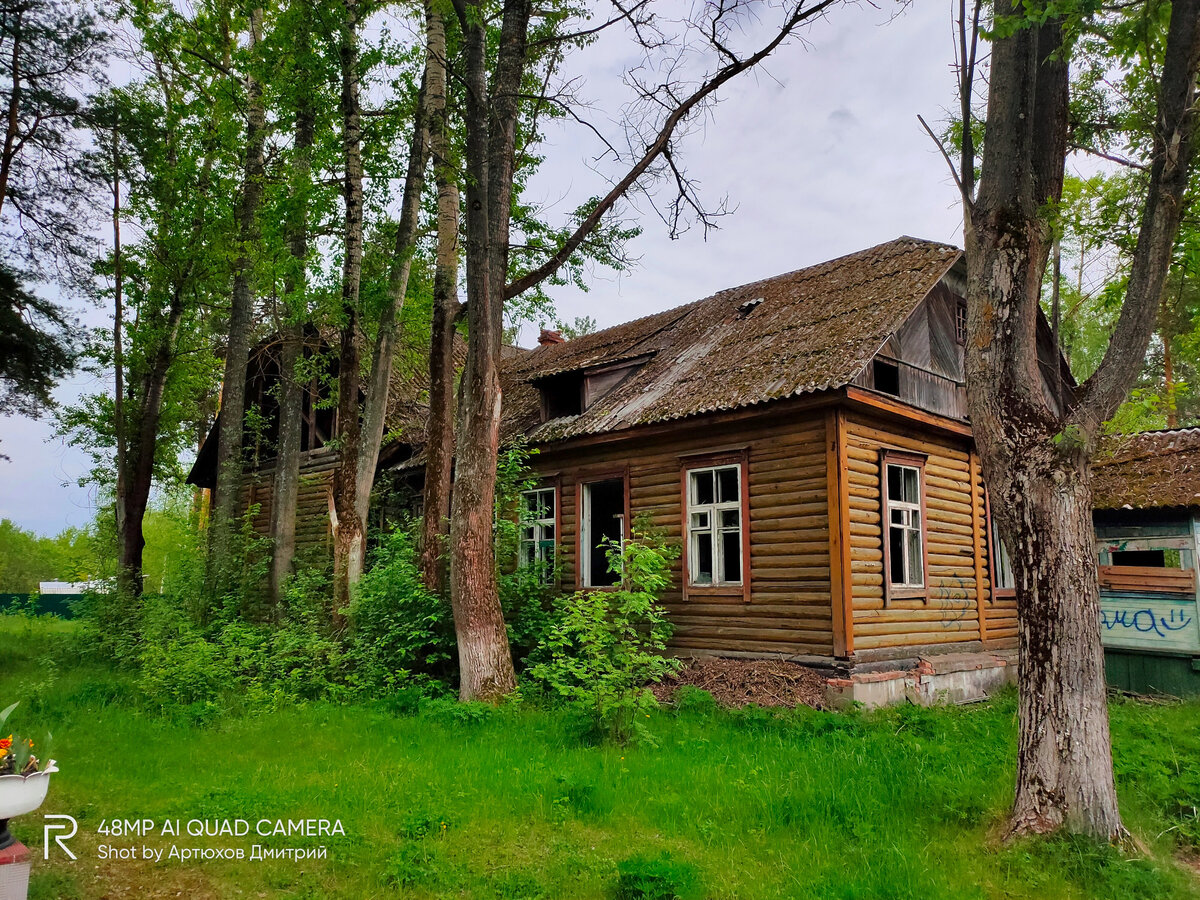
[882,452,926,598]
[955,302,968,344]
[581,478,625,587]
[686,465,742,585]
[519,488,556,583]
[993,533,1015,592]
[539,374,583,419]
[873,358,900,396]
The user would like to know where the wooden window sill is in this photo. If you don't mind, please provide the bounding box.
[686,584,745,598]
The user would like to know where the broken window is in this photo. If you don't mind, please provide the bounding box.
[539,374,584,419]
[993,534,1015,591]
[519,487,556,583]
[883,457,925,595]
[581,478,625,587]
[873,358,901,396]
[686,464,742,585]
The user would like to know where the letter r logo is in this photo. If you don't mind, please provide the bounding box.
[44,814,77,859]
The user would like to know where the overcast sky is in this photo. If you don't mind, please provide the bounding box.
[0,0,966,537]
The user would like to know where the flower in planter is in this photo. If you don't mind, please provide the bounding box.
[0,705,48,777]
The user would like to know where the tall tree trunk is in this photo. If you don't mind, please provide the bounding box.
[270,18,317,609]
[351,65,431,553]
[420,0,460,593]
[209,7,267,589]
[110,125,134,596]
[447,0,530,700]
[331,0,365,618]
[963,0,1200,840]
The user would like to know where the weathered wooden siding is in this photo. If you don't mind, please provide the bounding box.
[236,450,337,562]
[534,412,835,658]
[841,411,989,655]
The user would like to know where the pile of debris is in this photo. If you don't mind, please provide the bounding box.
[652,656,829,710]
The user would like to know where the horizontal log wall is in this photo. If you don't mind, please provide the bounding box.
[535,413,835,658]
[842,411,990,654]
[237,451,337,562]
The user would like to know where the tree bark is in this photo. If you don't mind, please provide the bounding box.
[331,0,365,619]
[419,0,460,594]
[446,0,525,700]
[269,13,317,609]
[209,7,267,589]
[962,0,1200,840]
[351,63,432,556]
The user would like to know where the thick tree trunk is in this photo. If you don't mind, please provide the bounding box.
[419,0,460,594]
[983,435,1123,838]
[960,0,1199,838]
[209,7,267,588]
[331,0,365,618]
[447,0,525,700]
[270,34,317,609]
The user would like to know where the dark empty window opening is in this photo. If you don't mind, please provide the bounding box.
[540,375,583,419]
[582,478,624,587]
[873,359,901,396]
[956,302,968,344]
[1111,549,1169,568]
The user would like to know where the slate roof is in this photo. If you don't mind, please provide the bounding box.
[1092,428,1200,510]
[498,236,962,444]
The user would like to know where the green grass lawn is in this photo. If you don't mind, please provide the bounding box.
[2,614,1198,900]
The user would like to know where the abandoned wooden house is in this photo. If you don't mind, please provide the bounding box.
[191,236,1078,701]
[1091,428,1200,697]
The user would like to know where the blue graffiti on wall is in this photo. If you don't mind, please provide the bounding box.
[1101,607,1194,639]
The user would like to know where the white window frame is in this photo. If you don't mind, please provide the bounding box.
[885,461,925,592]
[685,464,743,586]
[519,487,556,583]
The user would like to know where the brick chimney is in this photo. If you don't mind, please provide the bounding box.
[538,328,565,345]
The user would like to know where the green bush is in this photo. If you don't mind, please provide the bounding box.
[347,528,455,691]
[613,852,701,900]
[530,528,681,744]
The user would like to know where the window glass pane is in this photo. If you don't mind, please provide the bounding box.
[889,526,905,584]
[717,467,739,503]
[906,526,923,586]
[720,509,739,529]
[543,524,554,541]
[902,467,920,504]
[887,465,902,501]
[891,507,904,525]
[691,511,709,530]
[721,530,741,582]
[692,470,714,505]
[542,490,555,518]
[522,526,535,542]
[693,531,713,584]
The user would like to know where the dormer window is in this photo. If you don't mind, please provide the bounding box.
[539,373,584,419]
[537,355,653,422]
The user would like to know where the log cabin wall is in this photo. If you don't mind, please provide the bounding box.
[236,449,338,563]
[531,409,836,661]
[839,409,1008,660]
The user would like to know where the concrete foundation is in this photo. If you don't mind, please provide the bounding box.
[826,651,1016,709]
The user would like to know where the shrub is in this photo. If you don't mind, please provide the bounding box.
[347,527,455,691]
[613,852,700,900]
[530,528,681,744]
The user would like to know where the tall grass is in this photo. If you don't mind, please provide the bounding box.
[2,615,1197,900]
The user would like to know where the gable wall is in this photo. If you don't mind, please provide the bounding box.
[532,409,836,659]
